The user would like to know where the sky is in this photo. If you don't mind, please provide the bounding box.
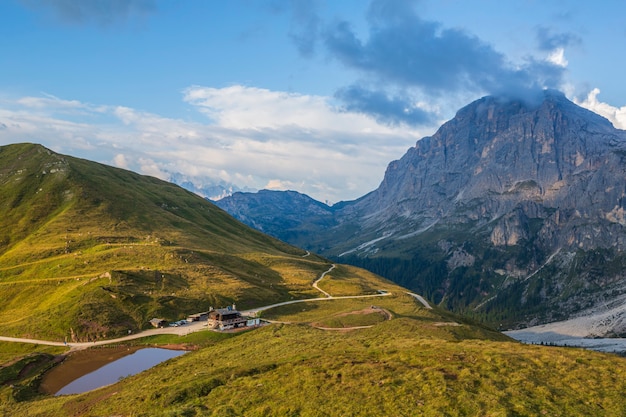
[1,0,626,204]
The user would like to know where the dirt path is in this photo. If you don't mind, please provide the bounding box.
[312,264,335,298]
[309,306,393,331]
[406,292,432,309]
[0,321,207,352]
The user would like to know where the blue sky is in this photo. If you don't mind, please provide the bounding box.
[1,0,625,203]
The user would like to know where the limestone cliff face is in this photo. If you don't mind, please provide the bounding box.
[330,91,626,332]
[353,90,626,253]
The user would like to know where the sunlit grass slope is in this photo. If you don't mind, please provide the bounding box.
[0,143,403,341]
[4,293,626,416]
[4,143,625,416]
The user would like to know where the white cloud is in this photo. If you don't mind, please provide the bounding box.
[547,47,568,68]
[113,106,138,125]
[10,85,625,205]
[17,94,84,110]
[0,86,431,203]
[264,179,303,191]
[574,88,626,130]
[182,85,406,134]
[113,153,130,169]
[138,157,168,180]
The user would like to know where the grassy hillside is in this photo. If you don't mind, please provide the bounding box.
[2,293,626,416]
[3,143,626,415]
[0,143,402,341]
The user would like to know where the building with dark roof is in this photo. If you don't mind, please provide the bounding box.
[207,305,247,330]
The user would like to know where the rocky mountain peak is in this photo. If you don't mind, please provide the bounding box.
[453,89,612,130]
[368,90,626,227]
[216,91,626,334]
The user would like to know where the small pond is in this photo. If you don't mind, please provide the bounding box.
[42,347,188,396]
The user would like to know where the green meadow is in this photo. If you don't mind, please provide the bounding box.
[1,143,626,415]
[3,293,625,416]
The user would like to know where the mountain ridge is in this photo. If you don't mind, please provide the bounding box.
[217,90,626,335]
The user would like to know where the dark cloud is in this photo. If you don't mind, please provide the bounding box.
[288,0,321,57]
[365,0,421,28]
[335,84,431,126]
[325,1,564,95]
[21,0,156,26]
[325,18,508,94]
[536,26,582,51]
[318,0,566,125]
[265,0,320,56]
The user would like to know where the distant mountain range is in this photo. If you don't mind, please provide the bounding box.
[216,90,626,335]
[168,172,255,200]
